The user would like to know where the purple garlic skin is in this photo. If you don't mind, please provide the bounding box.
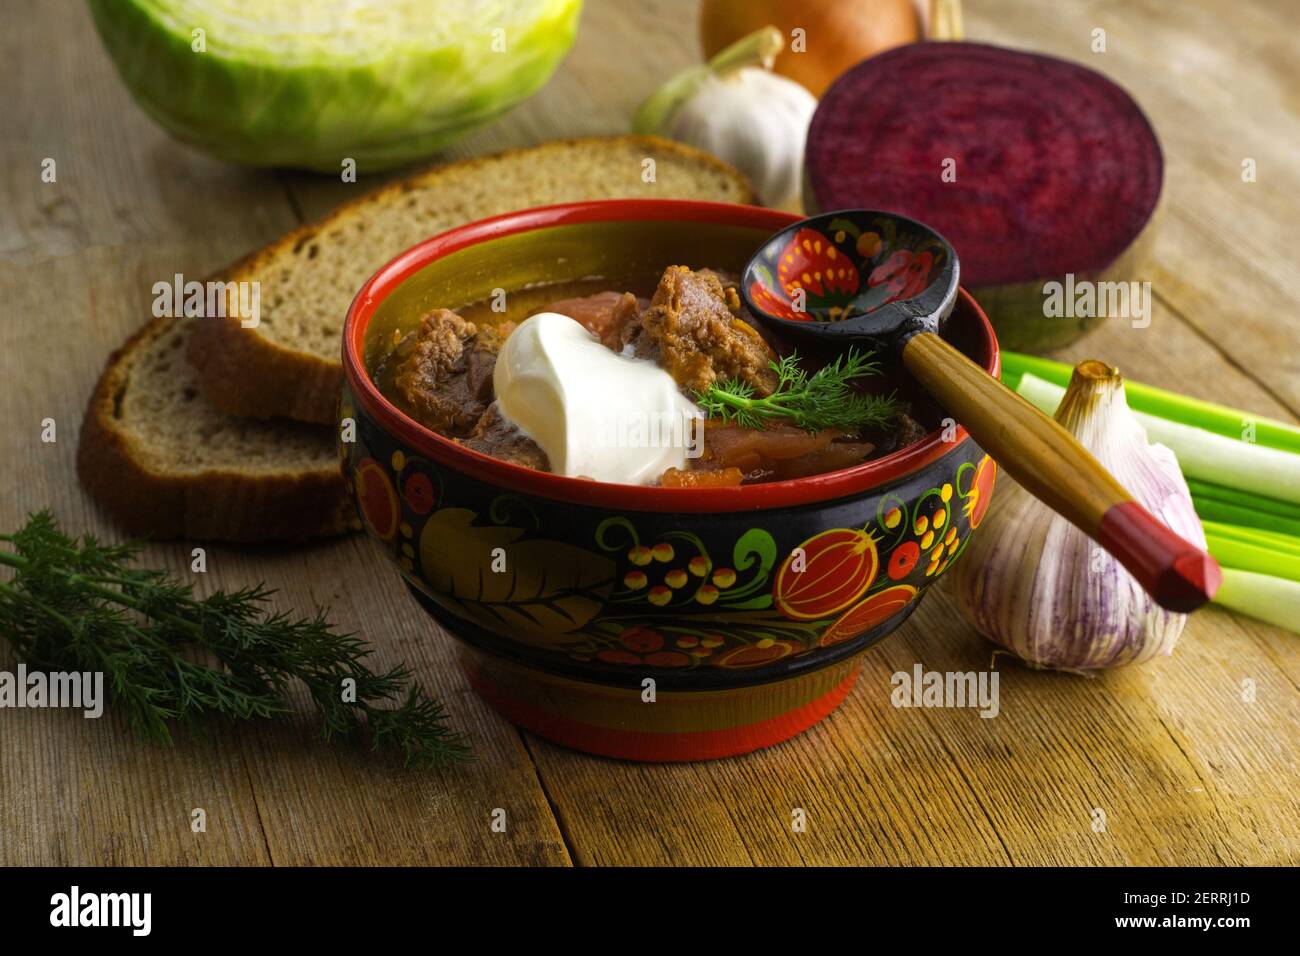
[952,362,1204,671]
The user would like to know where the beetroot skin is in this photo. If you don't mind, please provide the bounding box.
[805,42,1163,290]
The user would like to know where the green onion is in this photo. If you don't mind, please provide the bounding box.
[1188,479,1300,521]
[1193,498,1300,539]
[1213,568,1300,632]
[1205,532,1300,583]
[1001,351,1300,452]
[1017,373,1300,506]
[1003,357,1300,636]
[1203,520,1300,558]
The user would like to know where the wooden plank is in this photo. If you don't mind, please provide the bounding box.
[527,661,1013,867]
[0,0,295,861]
[197,537,572,866]
[532,606,1299,864]
[0,1,294,265]
[0,250,276,866]
[0,0,568,866]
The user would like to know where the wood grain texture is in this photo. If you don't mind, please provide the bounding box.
[0,0,567,867]
[960,0,1300,416]
[2,0,1298,867]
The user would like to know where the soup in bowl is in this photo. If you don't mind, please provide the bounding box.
[341,200,999,760]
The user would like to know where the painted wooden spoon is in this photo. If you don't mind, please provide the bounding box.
[740,208,1221,612]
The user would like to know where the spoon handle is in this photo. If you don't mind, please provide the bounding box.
[902,332,1222,612]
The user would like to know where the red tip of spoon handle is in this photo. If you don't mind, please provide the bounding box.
[1097,501,1223,612]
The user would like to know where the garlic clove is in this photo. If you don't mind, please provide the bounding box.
[667,69,815,207]
[632,26,816,209]
[632,26,782,137]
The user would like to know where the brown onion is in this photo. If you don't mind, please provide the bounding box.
[699,0,922,97]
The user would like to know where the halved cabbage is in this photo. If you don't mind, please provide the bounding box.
[87,0,583,170]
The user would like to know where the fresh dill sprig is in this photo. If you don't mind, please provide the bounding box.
[0,511,470,768]
[694,348,901,433]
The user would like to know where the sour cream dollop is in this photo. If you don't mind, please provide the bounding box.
[493,312,701,485]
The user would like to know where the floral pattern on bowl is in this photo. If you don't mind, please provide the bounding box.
[341,383,995,691]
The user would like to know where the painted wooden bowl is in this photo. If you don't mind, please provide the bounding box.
[340,200,999,761]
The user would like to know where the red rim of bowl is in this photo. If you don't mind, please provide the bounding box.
[342,199,1000,513]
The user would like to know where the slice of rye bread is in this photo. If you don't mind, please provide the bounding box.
[78,316,358,542]
[187,135,756,425]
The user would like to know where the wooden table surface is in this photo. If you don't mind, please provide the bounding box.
[3,0,1298,866]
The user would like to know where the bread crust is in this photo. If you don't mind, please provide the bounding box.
[187,135,757,424]
[78,317,358,542]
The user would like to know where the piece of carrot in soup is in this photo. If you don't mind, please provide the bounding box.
[659,466,745,488]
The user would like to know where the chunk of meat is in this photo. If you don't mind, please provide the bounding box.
[695,421,875,481]
[623,266,779,396]
[393,309,514,436]
[696,268,740,292]
[542,291,646,351]
[771,442,877,481]
[699,421,831,468]
[892,412,929,449]
[462,403,549,471]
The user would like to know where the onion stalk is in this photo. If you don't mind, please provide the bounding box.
[1001,351,1300,452]
[1204,531,1300,583]
[1202,520,1300,557]
[1214,569,1300,632]
[1016,373,1300,506]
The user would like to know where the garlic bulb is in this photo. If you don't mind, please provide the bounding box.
[952,361,1206,671]
[633,27,817,209]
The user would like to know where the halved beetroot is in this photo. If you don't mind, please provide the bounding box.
[805,42,1163,350]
